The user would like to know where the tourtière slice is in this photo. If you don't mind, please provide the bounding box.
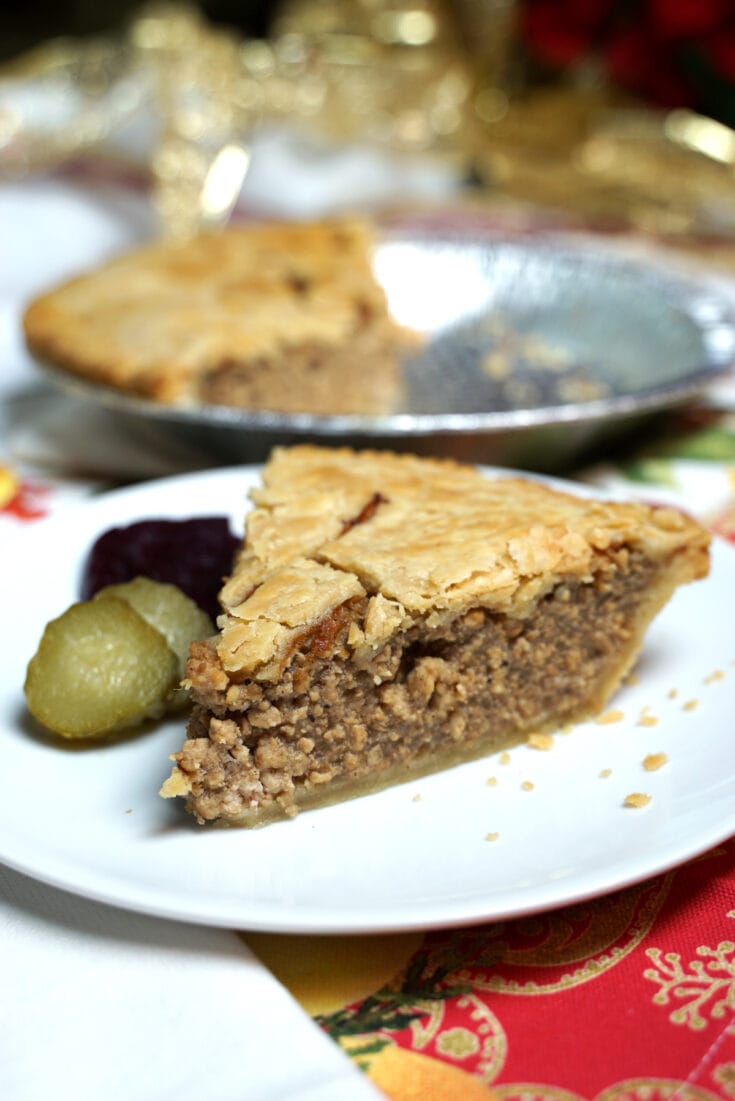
[23,219,407,415]
[161,445,710,825]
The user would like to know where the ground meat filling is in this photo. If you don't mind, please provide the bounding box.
[176,548,655,822]
[196,331,402,416]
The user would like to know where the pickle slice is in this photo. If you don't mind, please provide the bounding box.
[24,596,179,739]
[94,576,214,677]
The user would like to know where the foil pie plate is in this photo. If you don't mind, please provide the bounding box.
[36,226,735,472]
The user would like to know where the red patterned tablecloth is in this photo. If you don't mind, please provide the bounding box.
[247,835,735,1099]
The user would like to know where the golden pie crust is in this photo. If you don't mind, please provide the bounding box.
[161,445,710,825]
[23,219,407,415]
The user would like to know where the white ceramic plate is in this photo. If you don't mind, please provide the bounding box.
[2,467,734,933]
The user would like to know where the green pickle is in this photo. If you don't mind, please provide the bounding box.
[94,576,214,678]
[24,578,215,740]
[24,596,179,739]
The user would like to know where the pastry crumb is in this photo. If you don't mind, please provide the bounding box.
[667,688,678,699]
[521,780,535,791]
[412,793,421,802]
[527,732,554,751]
[683,699,699,712]
[643,752,668,772]
[599,768,612,779]
[485,831,500,842]
[499,751,511,765]
[596,709,625,725]
[704,670,724,684]
[637,714,659,727]
[482,351,511,381]
[624,792,652,808]
[125,808,133,814]
[486,776,498,787]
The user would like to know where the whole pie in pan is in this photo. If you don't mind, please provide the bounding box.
[161,445,710,825]
[22,219,408,416]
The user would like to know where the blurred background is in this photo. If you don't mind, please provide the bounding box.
[5,0,735,125]
[4,0,735,244]
[3,4,735,511]
[1,1,277,57]
[5,0,735,127]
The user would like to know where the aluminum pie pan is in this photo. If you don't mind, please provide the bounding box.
[34,228,735,471]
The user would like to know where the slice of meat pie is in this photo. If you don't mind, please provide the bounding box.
[161,445,710,825]
[23,219,408,416]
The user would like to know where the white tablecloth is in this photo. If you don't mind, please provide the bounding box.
[0,173,387,1101]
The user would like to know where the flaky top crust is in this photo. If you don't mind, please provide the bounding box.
[216,445,710,681]
[23,219,393,402]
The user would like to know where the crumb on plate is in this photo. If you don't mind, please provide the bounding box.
[596,709,625,725]
[643,752,668,771]
[624,792,652,808]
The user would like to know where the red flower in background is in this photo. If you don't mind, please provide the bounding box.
[648,0,731,39]
[522,0,612,68]
[521,0,735,121]
[605,22,694,106]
